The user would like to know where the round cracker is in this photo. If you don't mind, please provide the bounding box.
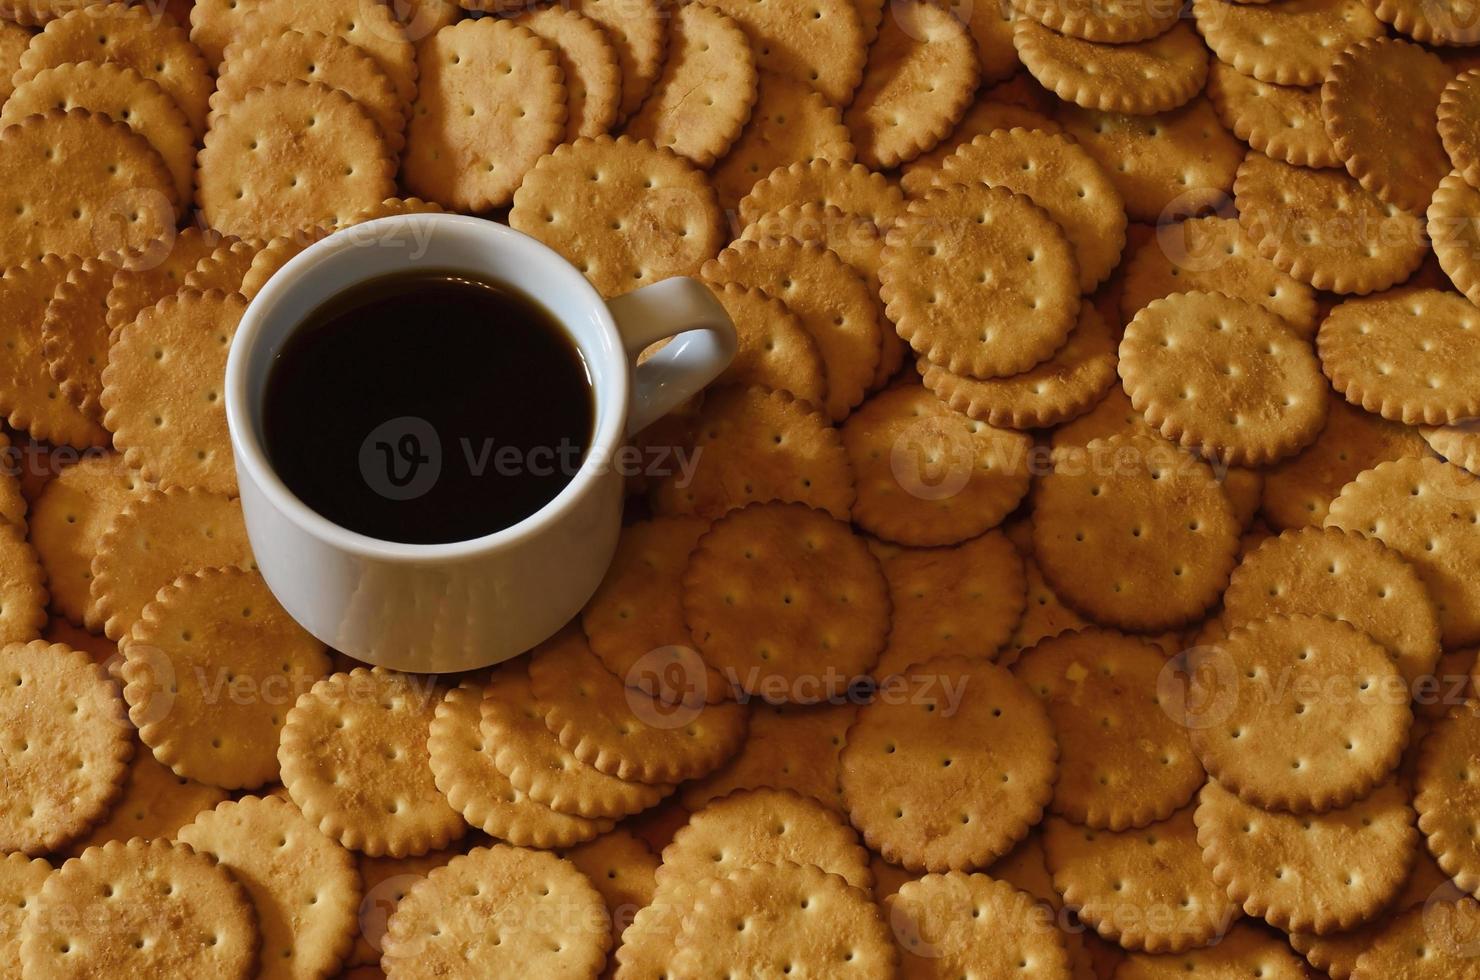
[0,853,48,975]
[845,0,978,169]
[842,655,1057,871]
[1363,0,1480,42]
[1044,808,1238,953]
[1119,291,1330,466]
[512,6,621,142]
[0,20,30,102]
[347,845,461,968]
[0,640,130,854]
[1415,704,1480,897]
[562,829,658,952]
[1423,423,1480,477]
[570,0,667,121]
[841,383,1032,546]
[1189,615,1410,814]
[1018,0,1180,40]
[510,135,724,298]
[1014,19,1207,115]
[614,874,711,979]
[1195,778,1416,935]
[1430,170,1480,309]
[215,29,407,154]
[64,751,227,854]
[1113,922,1309,979]
[182,240,259,294]
[1349,898,1480,979]
[428,678,612,847]
[888,871,1071,976]
[19,838,257,977]
[625,1,757,168]
[738,159,906,233]
[2,62,196,214]
[280,668,466,857]
[1234,151,1427,296]
[703,0,865,107]
[1190,0,1385,87]
[1440,70,1480,190]
[178,795,360,979]
[679,701,855,813]
[382,844,610,978]
[104,226,228,332]
[703,238,881,420]
[900,100,1064,197]
[882,182,1080,380]
[1325,456,1480,648]
[42,256,114,421]
[681,501,891,702]
[100,289,243,495]
[122,567,330,790]
[237,230,329,301]
[1207,62,1341,170]
[708,282,828,410]
[198,81,396,239]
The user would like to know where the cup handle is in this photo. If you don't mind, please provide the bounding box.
[606,277,737,436]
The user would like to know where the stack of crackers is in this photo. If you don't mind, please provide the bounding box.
[0,0,1479,976]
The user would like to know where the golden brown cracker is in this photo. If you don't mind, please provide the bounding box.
[512,6,621,142]
[65,751,227,854]
[739,158,906,233]
[1113,922,1309,979]
[570,0,667,122]
[1207,62,1341,170]
[563,829,659,953]
[1014,19,1207,114]
[900,100,1064,197]
[680,701,855,812]
[105,226,227,332]
[182,240,259,294]
[1191,0,1385,87]
[41,256,113,422]
[704,0,865,107]
[1349,898,1480,979]
[1430,170,1480,309]
[889,871,1071,977]
[708,282,828,409]
[1440,70,1480,190]
[0,20,30,103]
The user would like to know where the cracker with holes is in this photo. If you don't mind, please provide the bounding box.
[280,668,465,858]
[569,0,666,122]
[1415,705,1480,898]
[66,752,227,854]
[42,257,114,422]
[680,701,855,813]
[1115,922,1309,979]
[481,665,675,820]
[511,136,723,298]
[1191,0,1383,87]
[1195,779,1415,936]
[1350,898,1480,980]
[238,230,328,301]
[673,861,896,977]
[1044,808,1237,953]
[900,100,1065,198]
[708,283,827,409]
[888,871,1070,976]
[348,846,461,968]
[615,869,714,978]
[105,227,227,333]
[0,641,130,854]
[1188,615,1410,814]
[625,1,757,168]
[1119,291,1329,466]
[704,0,865,107]
[198,81,395,239]
[183,241,259,294]
[1014,20,1207,115]
[382,844,610,977]
[1430,170,1480,310]
[122,567,330,790]
[1016,630,1204,830]
[19,838,257,977]
[739,159,905,233]
[563,829,659,954]
[1032,433,1239,632]
[404,19,565,211]
[1441,70,1480,190]
[0,20,28,101]
[841,656,1057,871]
[1424,425,1480,478]
[101,290,243,495]
[512,6,621,142]
[1207,62,1341,171]
[0,853,49,972]
[428,678,613,847]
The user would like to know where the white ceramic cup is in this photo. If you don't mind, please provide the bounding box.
[225,213,735,673]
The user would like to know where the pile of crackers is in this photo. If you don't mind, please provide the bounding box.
[1,0,1480,976]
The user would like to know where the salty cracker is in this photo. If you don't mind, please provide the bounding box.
[569,0,667,121]
[1261,398,1427,530]
[0,641,129,853]
[657,788,872,890]
[403,19,565,212]
[0,111,175,271]
[198,82,396,240]
[625,1,757,168]
[1207,63,1340,170]
[101,290,242,495]
[480,666,675,820]
[1016,630,1205,830]
[1318,288,1480,427]
[18,838,256,978]
[512,6,621,142]
[123,567,330,790]
[1013,19,1207,115]
[841,655,1058,872]
[1189,615,1410,813]
[1325,457,1480,648]
[1044,808,1238,953]
[708,70,857,214]
[1195,779,1416,934]
[680,701,854,812]
[1017,0,1181,41]
[104,227,227,332]
[888,871,1071,978]
[182,241,259,294]
[511,136,723,298]
[428,679,611,847]
[1430,171,1480,309]
[563,829,658,951]
[934,128,1126,292]
[681,501,891,702]
[874,530,1025,678]
[900,102,1063,198]
[1112,923,1309,979]
[1349,898,1480,980]
[1058,100,1242,225]
[31,455,147,628]
[704,0,865,107]
[1235,152,1427,296]
[529,628,748,784]
[215,29,407,154]
[845,0,978,170]
[1223,528,1442,688]
[650,385,854,520]
[1364,0,1480,42]
[66,752,227,853]
[1190,0,1384,87]
[1424,424,1480,476]
[382,844,609,979]
[178,795,360,980]
[1032,433,1240,632]
[708,282,827,409]
[738,159,906,233]
[237,233,327,302]
[1009,556,1090,660]
[1118,216,1318,337]
[1416,705,1480,897]
[1118,291,1329,466]
[881,182,1080,379]
[42,256,113,421]
[672,861,896,977]
[17,4,212,135]
[1440,70,1480,190]
[0,21,28,103]
[0,853,48,977]
[703,238,880,420]
[3,62,195,213]
[614,874,710,980]
[842,383,1032,546]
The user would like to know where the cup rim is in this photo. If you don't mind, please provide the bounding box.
[224,212,630,563]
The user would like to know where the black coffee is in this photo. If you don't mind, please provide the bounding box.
[263,271,594,545]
